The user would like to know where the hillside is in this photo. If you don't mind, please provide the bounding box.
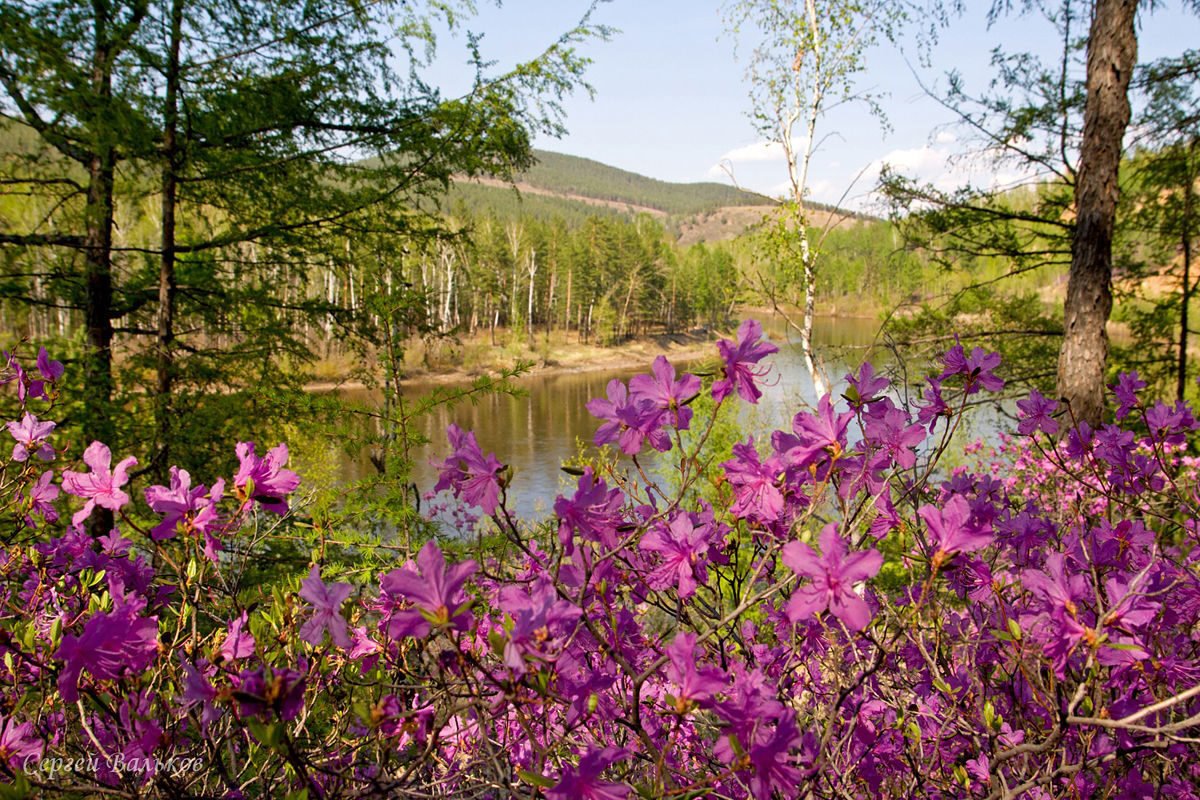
[513,150,775,216]
[442,150,885,244]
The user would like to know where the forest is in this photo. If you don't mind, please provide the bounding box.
[1,0,1200,798]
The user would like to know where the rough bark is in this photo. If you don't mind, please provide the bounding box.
[154,0,184,480]
[1057,0,1138,427]
[82,7,118,535]
[1178,140,1197,402]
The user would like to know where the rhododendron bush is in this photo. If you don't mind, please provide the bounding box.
[2,322,1200,798]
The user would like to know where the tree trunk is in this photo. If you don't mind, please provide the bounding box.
[1179,140,1196,401]
[154,0,184,481]
[1057,0,1137,427]
[83,10,120,536]
[83,17,117,450]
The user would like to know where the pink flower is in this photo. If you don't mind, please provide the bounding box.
[777,394,854,469]
[54,598,159,703]
[0,714,42,770]
[220,611,256,662]
[433,425,504,515]
[380,541,476,638]
[721,438,785,523]
[21,470,59,529]
[144,467,221,543]
[640,512,718,599]
[782,524,882,631]
[665,632,726,710]
[548,747,629,800]
[234,442,300,515]
[60,441,137,527]
[298,566,353,649]
[554,467,624,553]
[7,412,55,462]
[712,319,778,404]
[629,355,701,429]
[918,494,994,566]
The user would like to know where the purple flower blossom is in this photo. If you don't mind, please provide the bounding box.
[863,399,926,469]
[940,343,1004,394]
[742,713,806,800]
[0,714,42,770]
[586,379,670,455]
[36,347,64,382]
[665,632,726,710]
[1,352,28,403]
[547,747,629,800]
[1023,553,1089,617]
[21,470,59,529]
[7,412,55,462]
[639,512,719,599]
[1017,389,1059,435]
[629,355,701,429]
[916,378,951,432]
[55,599,159,703]
[843,361,890,407]
[783,525,882,630]
[721,438,784,523]
[233,442,300,515]
[220,611,255,662]
[777,394,855,469]
[433,424,504,515]
[712,319,778,404]
[918,494,994,567]
[179,658,221,730]
[497,578,581,675]
[60,441,137,527]
[144,467,220,542]
[380,541,476,638]
[554,468,624,552]
[299,566,354,649]
[235,665,306,722]
[1111,371,1146,420]
[23,347,64,401]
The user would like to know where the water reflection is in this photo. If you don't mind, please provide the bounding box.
[332,315,899,518]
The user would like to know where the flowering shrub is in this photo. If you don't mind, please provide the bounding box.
[1,323,1199,798]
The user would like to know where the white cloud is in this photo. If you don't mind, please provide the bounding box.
[934,130,957,145]
[865,144,1043,199]
[717,140,788,163]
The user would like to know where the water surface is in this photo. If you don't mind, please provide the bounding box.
[331,315,946,518]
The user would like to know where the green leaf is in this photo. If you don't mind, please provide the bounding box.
[0,773,33,799]
[518,769,556,788]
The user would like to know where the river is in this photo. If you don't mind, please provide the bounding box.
[330,315,1004,519]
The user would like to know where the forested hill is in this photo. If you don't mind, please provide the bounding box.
[447,149,789,240]
[506,150,775,215]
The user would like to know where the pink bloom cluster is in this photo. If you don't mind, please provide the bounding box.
[0,333,1199,799]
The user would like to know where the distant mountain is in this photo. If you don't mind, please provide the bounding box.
[510,150,775,215]
[443,150,875,245]
[445,149,783,241]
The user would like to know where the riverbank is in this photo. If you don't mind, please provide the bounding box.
[305,327,725,391]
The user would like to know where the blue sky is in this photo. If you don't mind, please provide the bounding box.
[424,1,1199,209]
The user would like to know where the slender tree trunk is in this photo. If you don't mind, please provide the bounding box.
[154,0,184,481]
[797,220,825,396]
[546,267,556,337]
[564,268,573,333]
[526,249,537,342]
[1179,140,1196,401]
[1057,0,1137,426]
[83,17,117,450]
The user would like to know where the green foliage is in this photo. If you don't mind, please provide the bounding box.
[0,0,607,482]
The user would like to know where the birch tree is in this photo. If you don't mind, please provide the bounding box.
[724,0,899,395]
